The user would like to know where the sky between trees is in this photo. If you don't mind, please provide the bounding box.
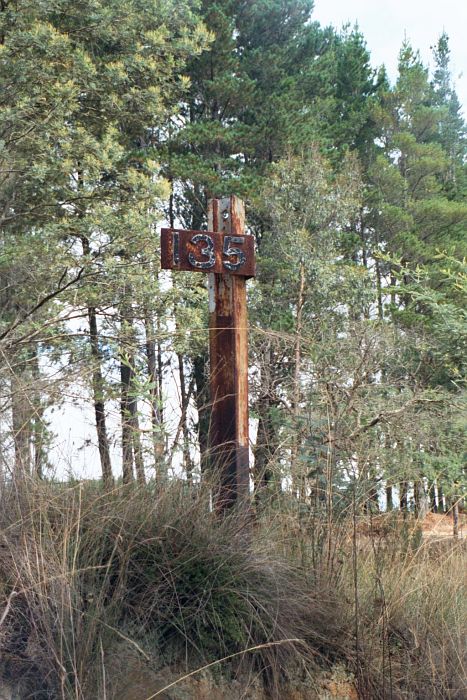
[0,0,465,515]
[314,0,467,114]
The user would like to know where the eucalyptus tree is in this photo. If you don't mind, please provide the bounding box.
[250,147,365,493]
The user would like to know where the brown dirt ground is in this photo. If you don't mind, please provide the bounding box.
[355,511,465,541]
[421,511,465,540]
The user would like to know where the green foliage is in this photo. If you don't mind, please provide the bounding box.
[0,0,207,339]
[0,0,208,477]
[0,0,465,538]
[1,7,467,697]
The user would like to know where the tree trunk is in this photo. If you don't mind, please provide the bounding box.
[144,310,165,480]
[120,358,134,484]
[366,467,379,514]
[11,360,31,477]
[399,481,408,515]
[120,307,146,485]
[386,482,393,511]
[177,353,193,484]
[375,257,384,321]
[31,345,46,479]
[437,481,445,513]
[429,481,438,513]
[452,499,459,539]
[81,235,113,488]
[193,353,210,476]
[130,396,145,485]
[291,260,305,499]
[88,306,113,488]
[414,479,421,516]
[390,270,397,308]
[254,342,281,497]
[157,322,165,445]
[254,393,279,494]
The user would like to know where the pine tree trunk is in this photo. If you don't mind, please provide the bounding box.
[367,467,379,513]
[11,360,31,478]
[88,306,113,488]
[177,353,193,484]
[399,481,408,515]
[414,479,421,516]
[120,305,135,484]
[359,209,368,269]
[157,321,165,452]
[120,307,145,485]
[120,358,134,484]
[193,353,210,476]
[144,311,165,480]
[386,482,393,511]
[77,167,113,486]
[182,186,210,478]
[375,258,384,321]
[80,234,113,488]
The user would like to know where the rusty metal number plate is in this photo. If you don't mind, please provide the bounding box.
[161,228,256,278]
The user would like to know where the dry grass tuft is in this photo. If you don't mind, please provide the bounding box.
[0,481,465,699]
[0,480,341,698]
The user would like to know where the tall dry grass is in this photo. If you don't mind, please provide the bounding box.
[0,480,340,698]
[0,480,465,699]
[347,528,466,698]
[273,500,467,699]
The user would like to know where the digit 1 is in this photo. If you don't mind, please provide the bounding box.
[173,231,180,264]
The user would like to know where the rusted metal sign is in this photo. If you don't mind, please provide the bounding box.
[161,227,256,278]
[161,196,254,510]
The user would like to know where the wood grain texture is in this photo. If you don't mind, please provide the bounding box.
[207,196,250,509]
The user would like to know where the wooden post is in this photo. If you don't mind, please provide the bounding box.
[208,196,250,510]
[160,195,254,510]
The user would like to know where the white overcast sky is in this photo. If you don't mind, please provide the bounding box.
[313,0,466,114]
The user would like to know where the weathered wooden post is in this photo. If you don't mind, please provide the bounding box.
[161,196,255,510]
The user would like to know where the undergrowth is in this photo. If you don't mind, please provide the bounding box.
[0,480,465,699]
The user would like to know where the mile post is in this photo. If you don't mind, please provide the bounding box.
[161,195,255,510]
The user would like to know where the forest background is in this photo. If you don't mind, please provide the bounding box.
[1,0,464,515]
[0,1,466,697]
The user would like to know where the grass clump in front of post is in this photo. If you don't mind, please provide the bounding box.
[0,479,465,699]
